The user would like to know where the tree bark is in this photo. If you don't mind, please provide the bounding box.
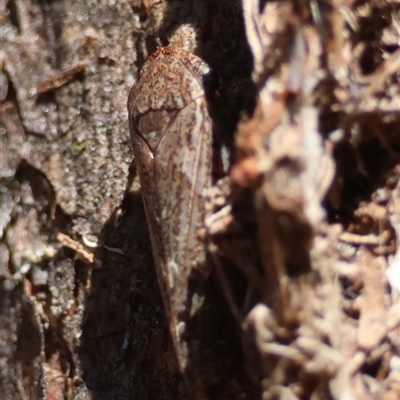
[1,1,399,399]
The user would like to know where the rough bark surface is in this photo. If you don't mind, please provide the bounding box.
[1,1,399,400]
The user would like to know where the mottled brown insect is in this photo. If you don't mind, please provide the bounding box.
[128,47,231,390]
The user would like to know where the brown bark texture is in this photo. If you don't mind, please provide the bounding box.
[0,1,399,400]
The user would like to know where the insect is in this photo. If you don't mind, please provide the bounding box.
[127,47,233,391]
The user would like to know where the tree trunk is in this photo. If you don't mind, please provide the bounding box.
[1,1,399,399]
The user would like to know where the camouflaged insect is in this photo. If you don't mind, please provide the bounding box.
[128,47,232,391]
